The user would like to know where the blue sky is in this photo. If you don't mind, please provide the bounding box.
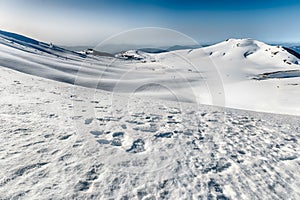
[0,0,300,45]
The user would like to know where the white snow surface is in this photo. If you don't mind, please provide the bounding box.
[0,31,300,199]
[1,33,300,115]
[0,66,299,199]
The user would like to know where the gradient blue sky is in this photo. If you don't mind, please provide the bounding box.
[0,0,300,45]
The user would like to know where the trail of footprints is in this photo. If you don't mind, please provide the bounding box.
[86,107,184,153]
[80,101,300,199]
[1,71,299,199]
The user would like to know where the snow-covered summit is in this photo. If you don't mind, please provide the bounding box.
[198,38,300,65]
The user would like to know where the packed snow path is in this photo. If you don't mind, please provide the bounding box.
[0,68,299,199]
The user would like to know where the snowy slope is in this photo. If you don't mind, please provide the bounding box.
[1,31,300,115]
[0,30,87,60]
[1,30,300,199]
[154,38,300,115]
[0,67,299,199]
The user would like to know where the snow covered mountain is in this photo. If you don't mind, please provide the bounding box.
[1,30,300,199]
[0,30,300,115]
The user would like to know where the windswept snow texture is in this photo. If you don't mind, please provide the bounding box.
[1,32,300,115]
[0,67,300,199]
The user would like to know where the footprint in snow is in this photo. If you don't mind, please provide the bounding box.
[84,118,93,125]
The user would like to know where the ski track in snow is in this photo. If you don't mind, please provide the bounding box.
[0,68,299,199]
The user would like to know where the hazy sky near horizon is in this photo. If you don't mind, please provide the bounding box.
[0,0,300,46]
